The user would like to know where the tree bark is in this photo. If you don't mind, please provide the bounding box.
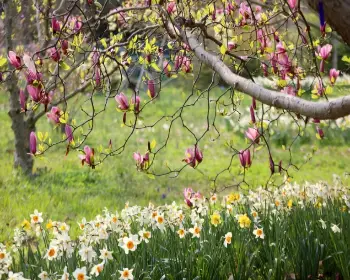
[306,0,350,46]
[4,0,34,175]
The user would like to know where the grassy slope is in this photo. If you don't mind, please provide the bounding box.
[0,83,350,240]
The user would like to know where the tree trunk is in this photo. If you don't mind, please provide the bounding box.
[306,0,350,46]
[4,0,34,175]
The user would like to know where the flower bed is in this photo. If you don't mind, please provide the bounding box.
[2,181,350,279]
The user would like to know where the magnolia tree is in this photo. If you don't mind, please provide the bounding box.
[1,0,350,189]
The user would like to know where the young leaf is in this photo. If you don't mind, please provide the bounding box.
[59,61,71,71]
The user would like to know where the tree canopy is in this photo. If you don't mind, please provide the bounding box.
[2,0,350,189]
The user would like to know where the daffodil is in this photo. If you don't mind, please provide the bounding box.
[78,245,96,262]
[21,219,31,231]
[253,228,264,239]
[60,266,69,280]
[99,247,113,261]
[177,228,186,238]
[319,219,327,229]
[73,267,90,280]
[224,232,232,247]
[119,268,134,280]
[118,235,140,254]
[44,246,59,261]
[138,229,152,243]
[210,212,222,227]
[91,262,104,277]
[38,271,50,280]
[189,223,201,238]
[331,224,341,233]
[237,214,251,228]
[30,210,43,225]
[210,193,217,204]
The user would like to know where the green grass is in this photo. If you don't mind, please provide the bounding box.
[0,83,350,241]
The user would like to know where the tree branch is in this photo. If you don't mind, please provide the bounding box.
[185,33,350,120]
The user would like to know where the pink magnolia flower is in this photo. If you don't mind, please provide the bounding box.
[131,95,141,113]
[252,98,257,110]
[65,124,74,143]
[239,2,251,19]
[329,68,340,85]
[239,149,251,168]
[261,63,268,77]
[245,128,260,144]
[133,152,149,170]
[29,132,37,155]
[174,55,182,71]
[72,16,83,33]
[46,106,61,123]
[228,41,237,51]
[61,40,69,55]
[183,187,201,207]
[92,49,100,65]
[185,198,193,207]
[94,66,101,86]
[316,126,324,139]
[51,17,61,34]
[183,147,196,167]
[79,145,94,167]
[276,42,286,54]
[277,53,291,71]
[147,80,156,99]
[317,44,332,73]
[250,105,256,123]
[41,91,53,112]
[115,92,129,111]
[281,86,296,96]
[183,146,203,168]
[318,44,333,59]
[163,60,171,77]
[257,29,268,50]
[194,145,203,164]
[19,89,27,112]
[8,51,21,69]
[314,80,325,96]
[25,70,42,85]
[288,0,298,10]
[27,85,42,102]
[23,54,36,74]
[183,188,194,200]
[181,57,191,73]
[167,2,176,14]
[49,48,60,62]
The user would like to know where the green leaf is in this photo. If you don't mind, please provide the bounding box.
[150,63,161,72]
[100,38,107,49]
[147,173,155,179]
[220,44,227,55]
[150,139,157,150]
[0,57,8,68]
[59,61,71,71]
[94,1,103,9]
[342,55,350,64]
[325,85,333,95]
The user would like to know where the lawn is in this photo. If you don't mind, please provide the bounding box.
[0,82,350,241]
